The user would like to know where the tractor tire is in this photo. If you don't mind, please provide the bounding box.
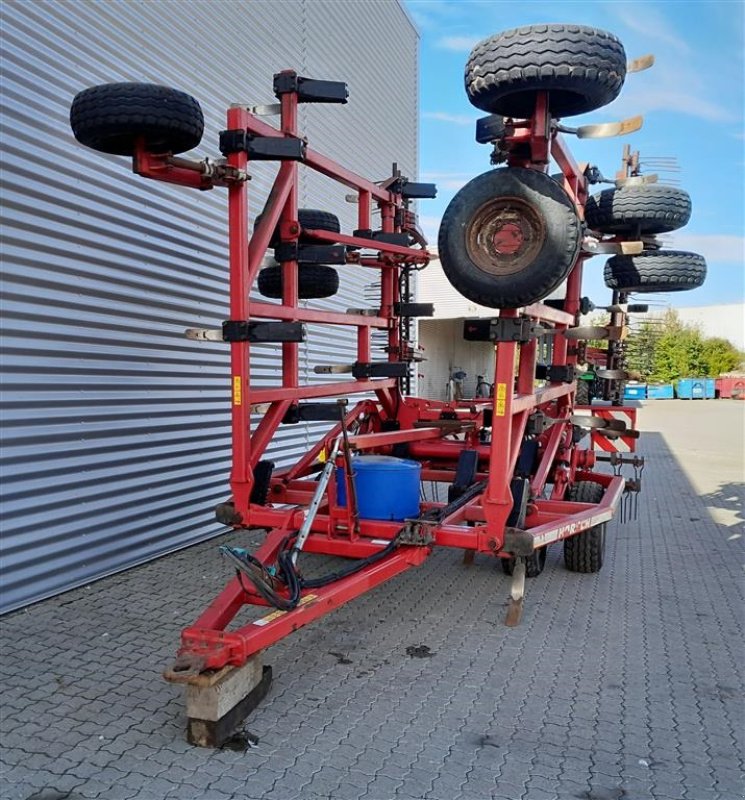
[585,185,692,235]
[257,264,339,300]
[564,481,606,573]
[255,208,341,248]
[466,24,626,118]
[438,167,581,309]
[604,251,707,293]
[70,83,204,156]
[575,379,593,406]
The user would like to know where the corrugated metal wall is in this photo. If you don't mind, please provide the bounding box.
[0,0,418,613]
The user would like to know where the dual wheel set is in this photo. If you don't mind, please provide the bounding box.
[438,24,706,309]
[70,86,346,301]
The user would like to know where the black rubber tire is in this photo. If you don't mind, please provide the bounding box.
[466,24,626,118]
[257,264,339,300]
[575,379,593,405]
[585,185,692,235]
[564,481,606,573]
[255,208,341,248]
[70,83,203,156]
[604,251,707,293]
[501,547,548,578]
[438,168,581,309]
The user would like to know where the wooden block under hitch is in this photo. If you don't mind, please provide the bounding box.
[175,656,272,748]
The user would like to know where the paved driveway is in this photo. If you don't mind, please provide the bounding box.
[1,400,743,800]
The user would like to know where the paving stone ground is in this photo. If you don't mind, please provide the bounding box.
[1,400,743,800]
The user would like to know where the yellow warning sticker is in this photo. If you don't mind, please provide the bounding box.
[496,382,507,416]
[252,594,317,626]
[232,376,242,406]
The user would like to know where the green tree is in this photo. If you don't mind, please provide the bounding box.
[701,337,744,376]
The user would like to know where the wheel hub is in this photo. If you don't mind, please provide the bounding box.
[466,196,545,277]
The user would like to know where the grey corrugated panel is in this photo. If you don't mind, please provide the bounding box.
[0,0,417,612]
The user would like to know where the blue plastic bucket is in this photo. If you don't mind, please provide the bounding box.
[336,455,421,521]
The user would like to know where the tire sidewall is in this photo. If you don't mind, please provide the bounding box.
[438,168,581,308]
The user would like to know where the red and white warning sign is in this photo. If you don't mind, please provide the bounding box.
[590,408,638,453]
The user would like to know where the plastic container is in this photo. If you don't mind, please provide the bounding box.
[623,383,647,401]
[336,455,421,521]
[646,384,674,400]
[678,378,715,399]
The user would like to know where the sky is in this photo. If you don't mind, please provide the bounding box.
[405,0,745,309]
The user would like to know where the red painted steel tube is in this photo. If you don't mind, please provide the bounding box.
[522,302,575,325]
[249,400,292,468]
[247,301,387,328]
[280,90,299,390]
[305,228,430,261]
[512,383,573,412]
[226,106,252,517]
[530,419,568,496]
[182,547,430,667]
[348,427,443,449]
[249,379,396,404]
[247,162,294,286]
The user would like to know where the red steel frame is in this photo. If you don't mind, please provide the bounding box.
[130,76,629,677]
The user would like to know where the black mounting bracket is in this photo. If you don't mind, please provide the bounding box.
[222,320,305,343]
[463,317,545,344]
[274,243,347,264]
[352,362,408,379]
[273,72,348,104]
[219,130,305,161]
[534,364,575,383]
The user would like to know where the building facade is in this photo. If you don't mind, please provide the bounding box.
[0,0,418,612]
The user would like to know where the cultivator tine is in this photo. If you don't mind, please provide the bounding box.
[505,557,526,627]
[569,414,608,429]
[627,54,655,73]
[314,364,354,374]
[583,239,644,256]
[574,115,644,139]
[185,327,223,341]
[616,173,658,187]
[595,369,629,381]
[564,326,610,341]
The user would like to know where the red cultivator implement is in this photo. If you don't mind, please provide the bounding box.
[71,23,705,741]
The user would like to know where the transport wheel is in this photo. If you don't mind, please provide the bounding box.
[564,481,606,573]
[501,477,548,578]
[257,264,339,300]
[438,168,581,309]
[585,185,692,235]
[70,83,204,155]
[465,24,626,118]
[603,251,706,293]
[501,547,547,578]
[255,208,341,248]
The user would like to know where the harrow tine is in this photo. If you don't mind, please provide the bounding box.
[627,54,655,73]
[505,558,526,627]
[576,115,643,139]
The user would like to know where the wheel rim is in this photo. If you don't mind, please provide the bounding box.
[465,196,545,277]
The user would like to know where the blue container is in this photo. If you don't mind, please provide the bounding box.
[624,383,647,400]
[336,455,421,521]
[646,384,674,400]
[678,378,714,399]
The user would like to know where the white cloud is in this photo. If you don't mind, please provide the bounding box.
[670,234,744,263]
[435,35,481,51]
[422,111,476,126]
[612,4,691,54]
